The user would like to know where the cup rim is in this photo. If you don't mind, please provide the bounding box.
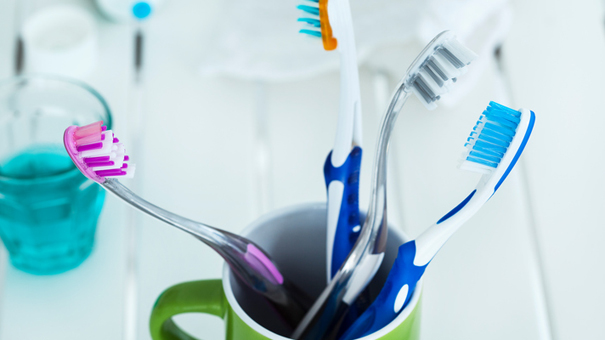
[0,75,112,183]
[222,202,423,340]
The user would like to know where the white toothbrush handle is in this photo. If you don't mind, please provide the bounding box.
[414,188,489,266]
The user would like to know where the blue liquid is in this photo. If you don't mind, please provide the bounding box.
[0,146,105,274]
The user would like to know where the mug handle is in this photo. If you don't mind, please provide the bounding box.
[149,279,226,340]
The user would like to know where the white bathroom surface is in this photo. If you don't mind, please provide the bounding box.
[0,0,603,339]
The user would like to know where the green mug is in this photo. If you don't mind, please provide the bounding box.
[150,203,422,340]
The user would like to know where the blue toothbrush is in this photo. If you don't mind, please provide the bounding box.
[297,0,364,281]
[339,102,536,340]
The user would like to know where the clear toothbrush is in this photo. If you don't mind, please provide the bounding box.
[298,0,363,282]
[62,122,312,332]
[292,31,477,340]
[339,102,535,340]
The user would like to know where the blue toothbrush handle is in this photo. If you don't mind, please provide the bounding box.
[339,241,428,340]
[324,146,363,279]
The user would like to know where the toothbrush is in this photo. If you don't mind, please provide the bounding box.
[339,102,535,340]
[292,31,476,340]
[298,0,363,282]
[62,122,312,331]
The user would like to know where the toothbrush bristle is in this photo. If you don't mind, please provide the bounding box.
[410,36,477,110]
[459,102,521,174]
[63,121,135,183]
[296,0,337,51]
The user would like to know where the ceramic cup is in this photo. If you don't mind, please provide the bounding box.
[149,203,422,340]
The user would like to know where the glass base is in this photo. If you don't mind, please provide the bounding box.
[9,240,94,275]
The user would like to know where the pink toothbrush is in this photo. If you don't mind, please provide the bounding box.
[63,121,311,332]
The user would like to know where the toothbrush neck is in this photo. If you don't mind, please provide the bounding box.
[330,1,362,166]
[413,188,490,266]
[101,179,245,254]
[363,89,412,251]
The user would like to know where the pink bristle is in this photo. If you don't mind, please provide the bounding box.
[84,155,110,163]
[75,132,102,146]
[74,121,103,139]
[77,142,103,152]
[64,122,134,183]
[87,161,115,167]
[95,169,125,177]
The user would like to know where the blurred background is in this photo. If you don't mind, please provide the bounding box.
[0,0,604,339]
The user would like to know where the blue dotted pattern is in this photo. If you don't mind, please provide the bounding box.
[324,147,363,279]
[339,241,428,340]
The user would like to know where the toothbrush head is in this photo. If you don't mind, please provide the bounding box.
[297,0,338,51]
[460,101,535,191]
[405,31,478,110]
[63,121,135,184]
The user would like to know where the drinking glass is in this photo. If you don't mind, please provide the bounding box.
[0,75,112,274]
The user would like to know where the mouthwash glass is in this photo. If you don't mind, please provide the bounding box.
[0,76,112,274]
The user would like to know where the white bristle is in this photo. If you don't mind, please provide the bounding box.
[459,157,494,174]
[80,131,113,158]
[409,35,477,110]
[90,154,125,171]
[418,69,444,97]
[411,86,437,110]
[107,164,136,179]
[431,53,461,79]
[442,39,478,66]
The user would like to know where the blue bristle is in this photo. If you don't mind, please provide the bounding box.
[480,125,513,143]
[466,156,499,168]
[297,5,320,16]
[297,1,322,38]
[489,101,521,117]
[298,17,321,27]
[463,102,521,169]
[300,29,322,38]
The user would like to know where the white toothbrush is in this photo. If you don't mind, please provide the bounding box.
[292,31,477,340]
[298,0,363,282]
[339,101,536,339]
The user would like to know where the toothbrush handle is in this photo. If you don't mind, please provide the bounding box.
[101,179,314,329]
[101,179,244,250]
[339,241,427,340]
[324,146,363,280]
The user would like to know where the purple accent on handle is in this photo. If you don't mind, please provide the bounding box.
[124,155,130,161]
[84,155,111,163]
[113,138,119,143]
[87,161,115,168]
[121,163,128,169]
[101,126,107,131]
[77,142,103,152]
[95,169,125,176]
[244,244,284,285]
[101,134,106,141]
